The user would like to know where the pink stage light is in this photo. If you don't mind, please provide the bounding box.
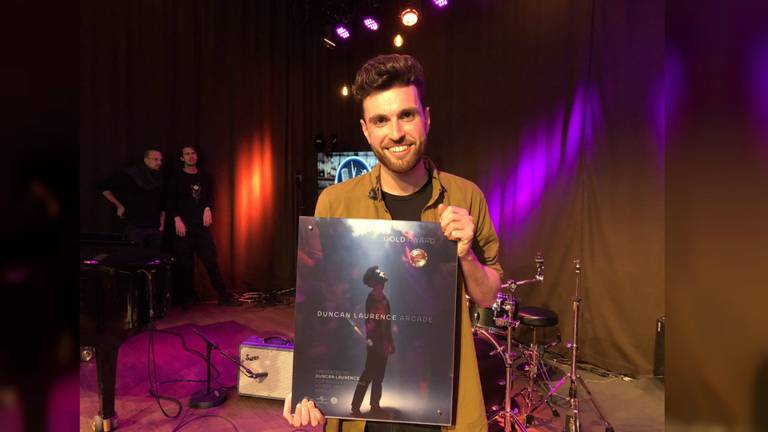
[335,25,350,39]
[363,17,379,31]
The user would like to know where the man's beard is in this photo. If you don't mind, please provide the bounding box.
[372,139,426,174]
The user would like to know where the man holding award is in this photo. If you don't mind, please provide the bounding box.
[286,54,503,432]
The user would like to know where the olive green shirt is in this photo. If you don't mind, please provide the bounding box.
[315,158,503,432]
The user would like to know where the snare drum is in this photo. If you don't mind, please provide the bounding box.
[470,292,519,335]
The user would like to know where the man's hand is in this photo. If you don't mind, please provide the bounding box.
[116,204,126,218]
[175,217,187,237]
[203,207,213,227]
[437,204,474,258]
[283,393,325,427]
[387,342,396,355]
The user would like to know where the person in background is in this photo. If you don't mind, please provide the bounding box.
[166,146,241,307]
[99,149,165,249]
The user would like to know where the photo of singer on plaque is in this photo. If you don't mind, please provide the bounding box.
[292,216,459,426]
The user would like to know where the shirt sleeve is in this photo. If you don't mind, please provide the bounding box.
[471,187,504,280]
[314,188,332,217]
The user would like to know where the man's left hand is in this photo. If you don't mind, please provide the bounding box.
[437,204,474,258]
[203,207,213,227]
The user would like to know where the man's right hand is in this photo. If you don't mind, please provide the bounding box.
[116,204,125,218]
[175,217,187,237]
[283,393,324,427]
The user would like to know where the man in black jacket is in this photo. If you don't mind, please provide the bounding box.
[166,146,241,307]
[100,149,165,249]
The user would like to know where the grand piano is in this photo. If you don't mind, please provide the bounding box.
[80,234,174,431]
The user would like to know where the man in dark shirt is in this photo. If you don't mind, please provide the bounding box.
[99,149,165,249]
[166,146,241,307]
[351,266,396,418]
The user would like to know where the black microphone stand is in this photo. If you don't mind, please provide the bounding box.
[188,327,270,409]
[189,327,228,409]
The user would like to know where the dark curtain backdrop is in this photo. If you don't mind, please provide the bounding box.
[665,1,768,428]
[81,0,663,377]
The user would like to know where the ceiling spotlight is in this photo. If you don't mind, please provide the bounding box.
[400,8,419,26]
[335,25,350,39]
[433,0,448,7]
[363,17,379,31]
[393,34,404,47]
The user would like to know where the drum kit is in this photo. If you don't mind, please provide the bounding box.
[470,254,614,432]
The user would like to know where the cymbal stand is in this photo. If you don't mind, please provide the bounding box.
[564,259,614,432]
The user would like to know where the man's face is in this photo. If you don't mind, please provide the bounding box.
[180,147,198,167]
[144,151,163,171]
[360,85,430,175]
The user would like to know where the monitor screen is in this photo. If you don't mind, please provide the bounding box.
[317,151,379,192]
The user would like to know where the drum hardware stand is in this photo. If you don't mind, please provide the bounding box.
[485,312,528,432]
[515,333,562,426]
[501,252,544,295]
[563,259,614,432]
[502,253,561,425]
[485,252,545,432]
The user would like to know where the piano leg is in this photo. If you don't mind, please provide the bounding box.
[94,342,120,431]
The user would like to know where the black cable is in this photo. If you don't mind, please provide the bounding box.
[151,328,224,383]
[145,328,234,418]
[171,414,240,432]
[147,330,183,419]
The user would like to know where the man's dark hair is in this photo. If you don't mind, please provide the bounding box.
[143,149,161,158]
[178,145,198,158]
[352,54,426,110]
[363,265,388,287]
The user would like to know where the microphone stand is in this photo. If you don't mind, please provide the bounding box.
[188,328,269,409]
[564,259,614,432]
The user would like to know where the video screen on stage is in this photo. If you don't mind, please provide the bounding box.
[317,151,379,192]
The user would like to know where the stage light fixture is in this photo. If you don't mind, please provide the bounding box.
[363,17,379,31]
[335,25,350,39]
[433,0,448,7]
[341,85,349,97]
[393,34,404,47]
[400,8,419,26]
[322,37,337,49]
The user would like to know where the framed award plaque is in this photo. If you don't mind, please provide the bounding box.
[292,216,459,426]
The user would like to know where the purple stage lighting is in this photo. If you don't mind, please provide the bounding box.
[433,0,448,7]
[336,25,350,39]
[363,17,379,31]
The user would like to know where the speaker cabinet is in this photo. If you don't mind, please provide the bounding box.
[237,336,294,399]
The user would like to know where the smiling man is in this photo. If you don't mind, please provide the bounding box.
[285,54,503,432]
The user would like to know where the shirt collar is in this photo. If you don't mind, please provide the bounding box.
[367,157,446,203]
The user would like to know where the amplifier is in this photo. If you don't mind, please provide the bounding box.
[238,336,294,399]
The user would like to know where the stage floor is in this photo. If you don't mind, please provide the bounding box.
[79,301,663,431]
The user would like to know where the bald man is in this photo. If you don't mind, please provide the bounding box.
[100,149,166,249]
